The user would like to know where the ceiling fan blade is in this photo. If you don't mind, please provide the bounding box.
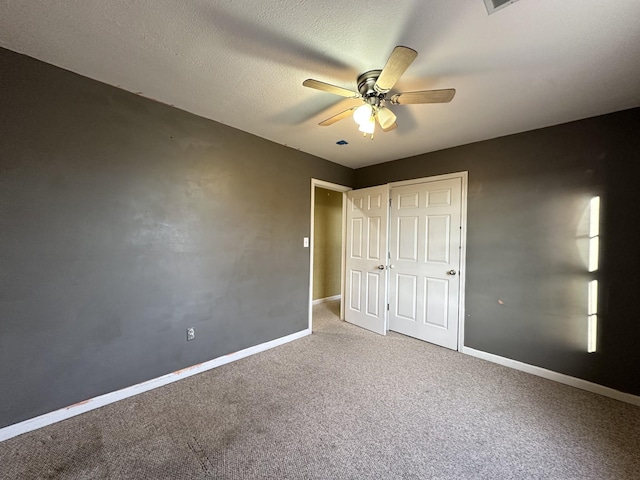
[382,122,398,132]
[318,107,357,126]
[374,46,418,93]
[303,79,360,98]
[390,88,456,105]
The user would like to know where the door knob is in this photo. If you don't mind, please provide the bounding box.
[447,270,457,275]
[377,265,386,270]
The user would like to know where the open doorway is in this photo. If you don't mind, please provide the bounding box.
[309,179,351,332]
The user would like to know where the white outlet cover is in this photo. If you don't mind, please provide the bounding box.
[303,237,309,248]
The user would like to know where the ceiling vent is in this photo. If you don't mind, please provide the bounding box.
[483,0,521,15]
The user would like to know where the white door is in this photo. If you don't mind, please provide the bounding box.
[344,185,389,335]
[388,177,462,349]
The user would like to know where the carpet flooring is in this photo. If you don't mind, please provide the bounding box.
[1,300,639,479]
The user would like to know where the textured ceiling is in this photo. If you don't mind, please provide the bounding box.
[1,0,639,168]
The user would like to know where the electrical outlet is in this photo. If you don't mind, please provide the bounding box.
[186,327,195,341]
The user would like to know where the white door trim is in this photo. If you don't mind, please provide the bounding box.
[389,171,468,352]
[310,179,351,331]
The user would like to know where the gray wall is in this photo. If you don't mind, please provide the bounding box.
[0,48,353,428]
[356,108,640,396]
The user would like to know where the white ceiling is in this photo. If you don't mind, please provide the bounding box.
[2,0,639,169]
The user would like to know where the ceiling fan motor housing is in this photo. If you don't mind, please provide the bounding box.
[358,70,385,106]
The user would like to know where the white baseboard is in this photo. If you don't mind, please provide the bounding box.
[462,346,640,407]
[0,328,311,443]
[312,294,341,305]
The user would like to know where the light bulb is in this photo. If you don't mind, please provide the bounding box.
[353,104,373,125]
[377,106,397,130]
[358,115,375,134]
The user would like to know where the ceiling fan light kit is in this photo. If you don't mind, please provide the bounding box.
[303,46,455,139]
[353,104,373,125]
[376,106,397,130]
[358,115,376,136]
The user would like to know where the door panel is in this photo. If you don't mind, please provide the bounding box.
[398,216,418,261]
[426,215,451,263]
[345,185,389,335]
[349,270,362,311]
[351,218,363,258]
[396,274,417,320]
[389,178,462,349]
[366,273,380,316]
[368,217,381,259]
[424,277,448,328]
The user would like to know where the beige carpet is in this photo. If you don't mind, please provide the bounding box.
[1,300,639,479]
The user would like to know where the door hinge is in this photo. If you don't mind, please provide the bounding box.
[389,198,392,206]
[387,303,390,311]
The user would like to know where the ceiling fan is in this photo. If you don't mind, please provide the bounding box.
[303,46,455,138]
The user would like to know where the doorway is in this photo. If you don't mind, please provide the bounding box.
[309,179,351,332]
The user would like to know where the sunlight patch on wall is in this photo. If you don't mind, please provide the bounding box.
[588,196,600,272]
[587,196,600,353]
[588,280,598,353]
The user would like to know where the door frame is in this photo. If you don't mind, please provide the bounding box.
[388,171,468,352]
[309,179,352,331]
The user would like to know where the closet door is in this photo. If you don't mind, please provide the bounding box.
[344,185,389,335]
[388,177,462,350]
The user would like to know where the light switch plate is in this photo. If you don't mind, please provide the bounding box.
[303,237,309,248]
